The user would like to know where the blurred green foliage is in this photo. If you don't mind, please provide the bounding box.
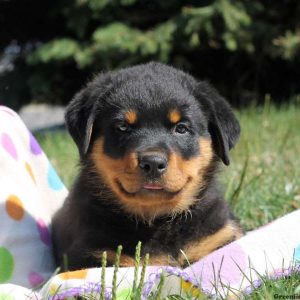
[0,0,300,109]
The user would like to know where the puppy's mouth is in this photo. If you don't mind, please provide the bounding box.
[116,180,186,198]
[143,183,164,190]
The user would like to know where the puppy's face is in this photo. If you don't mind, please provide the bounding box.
[91,87,213,218]
[66,63,240,219]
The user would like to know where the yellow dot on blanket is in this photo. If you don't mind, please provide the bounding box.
[25,162,36,184]
[59,269,88,280]
[5,195,25,221]
[181,280,202,297]
[49,283,60,295]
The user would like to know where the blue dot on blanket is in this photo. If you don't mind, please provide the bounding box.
[295,244,300,262]
[47,163,64,191]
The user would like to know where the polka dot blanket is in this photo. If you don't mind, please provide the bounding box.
[0,106,67,290]
[0,106,300,299]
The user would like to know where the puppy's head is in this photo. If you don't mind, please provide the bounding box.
[66,63,240,220]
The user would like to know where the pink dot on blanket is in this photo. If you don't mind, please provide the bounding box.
[28,271,44,287]
[36,218,51,247]
[185,243,247,290]
[29,132,42,155]
[1,133,18,160]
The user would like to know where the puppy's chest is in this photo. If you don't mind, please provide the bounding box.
[104,217,196,256]
[85,210,238,267]
[109,218,211,267]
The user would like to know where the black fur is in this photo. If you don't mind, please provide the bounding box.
[52,62,241,270]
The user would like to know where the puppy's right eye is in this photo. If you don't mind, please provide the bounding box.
[116,123,130,132]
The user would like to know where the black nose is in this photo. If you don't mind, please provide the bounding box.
[139,154,168,177]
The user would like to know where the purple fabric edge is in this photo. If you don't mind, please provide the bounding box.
[49,263,300,299]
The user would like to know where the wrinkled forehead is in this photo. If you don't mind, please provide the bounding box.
[103,79,203,122]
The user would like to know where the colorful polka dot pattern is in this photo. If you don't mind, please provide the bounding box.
[0,106,67,288]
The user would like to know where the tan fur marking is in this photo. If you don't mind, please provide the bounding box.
[178,222,243,265]
[93,250,136,267]
[161,138,214,214]
[91,138,213,220]
[149,254,179,266]
[168,109,181,124]
[125,110,137,125]
[92,250,178,267]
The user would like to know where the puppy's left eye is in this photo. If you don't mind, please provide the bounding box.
[116,123,130,132]
[174,123,189,134]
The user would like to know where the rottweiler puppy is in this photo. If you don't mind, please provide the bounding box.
[52,62,242,271]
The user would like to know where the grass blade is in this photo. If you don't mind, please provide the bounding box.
[112,245,122,300]
[154,271,165,300]
[229,152,249,208]
[100,251,107,300]
[133,241,142,295]
[136,253,149,299]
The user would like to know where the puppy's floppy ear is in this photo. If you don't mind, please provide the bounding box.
[195,81,240,166]
[65,73,112,158]
[65,88,97,157]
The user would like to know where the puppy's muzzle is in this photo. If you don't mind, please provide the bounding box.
[138,153,168,178]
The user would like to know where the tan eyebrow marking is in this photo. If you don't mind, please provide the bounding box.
[168,109,181,124]
[125,110,138,124]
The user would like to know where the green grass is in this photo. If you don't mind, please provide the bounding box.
[36,103,300,299]
[223,103,300,230]
[35,130,78,187]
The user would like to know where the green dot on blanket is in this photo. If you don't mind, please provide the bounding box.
[0,247,14,283]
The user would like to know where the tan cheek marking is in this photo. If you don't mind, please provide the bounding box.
[124,152,139,171]
[178,222,243,266]
[92,139,122,191]
[168,109,181,124]
[182,138,214,177]
[162,153,186,191]
[181,138,214,190]
[125,110,137,125]
[164,138,213,186]
[91,138,139,193]
[92,138,138,176]
[162,138,214,212]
